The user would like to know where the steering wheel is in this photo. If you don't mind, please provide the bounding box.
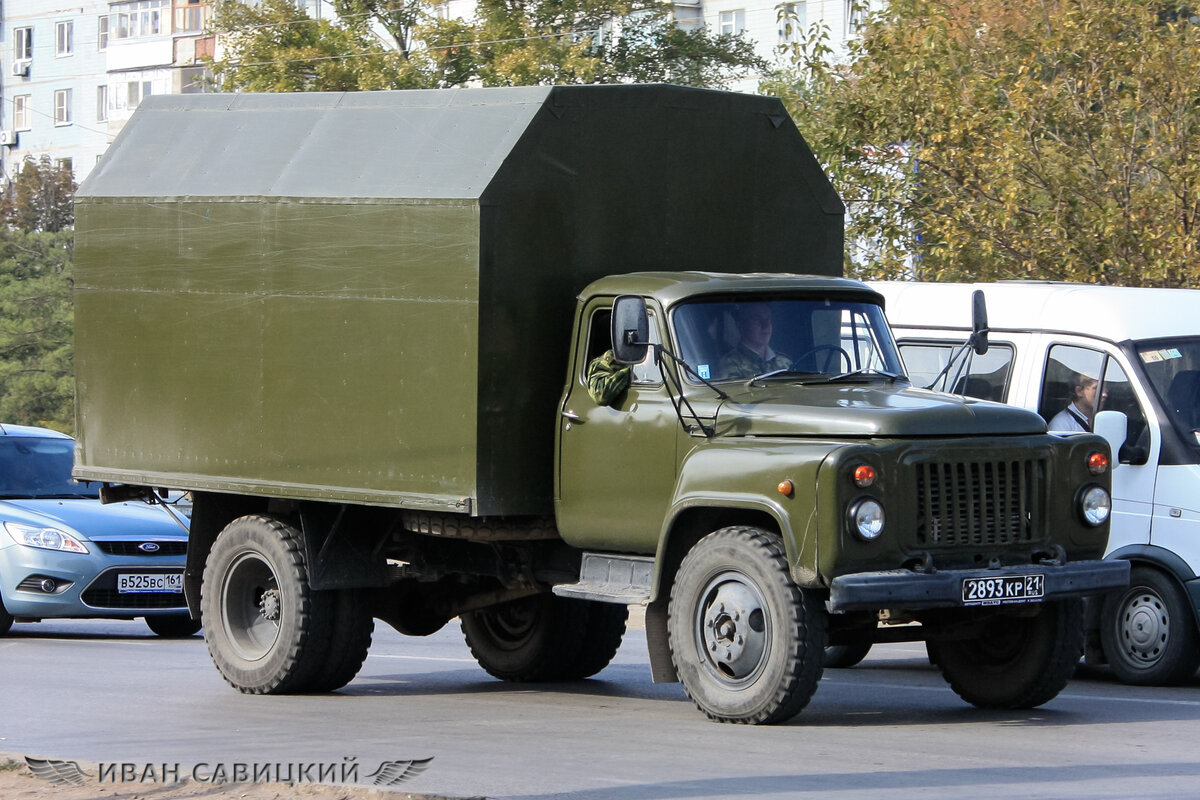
[795,345,852,373]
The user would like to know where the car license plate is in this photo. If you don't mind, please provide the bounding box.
[117,573,183,594]
[961,574,1045,606]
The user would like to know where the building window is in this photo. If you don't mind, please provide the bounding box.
[127,80,152,109]
[175,0,211,32]
[97,85,109,121]
[56,21,74,56]
[98,15,110,50]
[718,9,746,35]
[54,89,73,126]
[846,0,866,34]
[13,95,31,131]
[111,0,170,40]
[778,2,805,44]
[14,27,33,61]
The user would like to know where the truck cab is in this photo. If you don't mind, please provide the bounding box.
[872,280,1200,685]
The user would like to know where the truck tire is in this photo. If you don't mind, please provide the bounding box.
[461,593,589,682]
[308,588,374,692]
[1100,565,1200,685]
[824,641,872,669]
[927,598,1084,709]
[667,526,826,724]
[202,515,335,694]
[145,614,202,638]
[565,601,628,680]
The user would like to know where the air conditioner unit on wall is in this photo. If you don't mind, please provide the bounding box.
[0,131,16,147]
[11,60,30,77]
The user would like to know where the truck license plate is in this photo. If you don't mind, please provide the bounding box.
[961,574,1045,606]
[117,573,183,594]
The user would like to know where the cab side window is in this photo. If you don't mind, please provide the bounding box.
[583,307,660,387]
[897,341,1014,401]
[1041,345,1149,463]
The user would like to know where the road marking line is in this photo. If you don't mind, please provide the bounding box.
[368,654,477,663]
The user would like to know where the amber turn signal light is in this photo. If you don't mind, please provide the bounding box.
[1087,451,1109,475]
[853,465,876,488]
[777,479,794,497]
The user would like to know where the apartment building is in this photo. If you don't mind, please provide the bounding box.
[1,0,213,183]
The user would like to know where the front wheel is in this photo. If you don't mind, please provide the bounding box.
[146,613,201,638]
[0,590,13,636]
[201,515,335,694]
[1100,566,1200,685]
[927,599,1084,709]
[668,526,826,724]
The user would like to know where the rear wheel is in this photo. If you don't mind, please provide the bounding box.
[824,641,872,669]
[461,593,589,682]
[201,515,334,694]
[308,588,374,692]
[667,526,826,724]
[565,601,628,680]
[1100,566,1200,685]
[146,613,202,638]
[928,599,1083,709]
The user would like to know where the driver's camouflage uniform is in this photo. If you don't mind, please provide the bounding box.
[719,346,791,380]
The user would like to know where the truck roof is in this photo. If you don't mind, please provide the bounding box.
[871,280,1200,343]
[584,272,877,306]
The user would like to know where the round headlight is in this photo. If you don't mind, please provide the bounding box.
[851,498,885,540]
[1080,485,1111,526]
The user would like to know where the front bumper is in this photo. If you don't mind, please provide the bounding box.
[828,559,1130,613]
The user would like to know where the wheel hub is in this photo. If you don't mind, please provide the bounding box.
[259,588,281,622]
[699,578,768,683]
[1121,592,1168,663]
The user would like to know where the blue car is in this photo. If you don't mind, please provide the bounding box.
[0,423,198,637]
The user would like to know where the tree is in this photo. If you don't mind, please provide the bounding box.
[2,156,76,233]
[764,0,1200,286]
[0,229,75,432]
[207,0,764,91]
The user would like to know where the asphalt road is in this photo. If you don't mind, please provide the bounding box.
[2,614,1199,800]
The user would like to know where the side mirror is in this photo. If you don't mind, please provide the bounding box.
[971,290,989,356]
[1094,410,1128,470]
[611,295,650,365]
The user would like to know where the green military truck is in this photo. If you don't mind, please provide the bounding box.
[73,85,1128,724]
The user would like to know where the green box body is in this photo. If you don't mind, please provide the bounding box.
[73,86,843,516]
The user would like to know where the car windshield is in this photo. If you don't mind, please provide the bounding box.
[1136,337,1200,442]
[672,297,905,383]
[0,436,98,499]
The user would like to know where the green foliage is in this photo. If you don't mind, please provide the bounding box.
[765,0,1200,286]
[207,0,764,90]
[0,229,75,433]
[2,156,76,234]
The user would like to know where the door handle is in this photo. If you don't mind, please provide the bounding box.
[561,410,583,423]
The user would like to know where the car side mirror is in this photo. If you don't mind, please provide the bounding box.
[971,289,989,356]
[611,295,650,365]
[1094,410,1128,470]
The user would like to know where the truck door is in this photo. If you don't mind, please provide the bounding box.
[1038,343,1157,551]
[556,300,678,553]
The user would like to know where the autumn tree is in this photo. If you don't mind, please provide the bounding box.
[765,0,1200,286]
[0,229,75,432]
[207,0,764,91]
[2,156,76,234]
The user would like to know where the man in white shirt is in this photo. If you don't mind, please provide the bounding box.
[1049,372,1101,432]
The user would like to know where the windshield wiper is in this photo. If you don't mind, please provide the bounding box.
[745,369,822,385]
[815,368,906,385]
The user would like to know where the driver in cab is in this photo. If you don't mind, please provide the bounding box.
[719,304,791,379]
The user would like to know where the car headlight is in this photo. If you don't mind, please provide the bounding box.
[1078,485,1111,527]
[849,498,885,540]
[3,522,89,553]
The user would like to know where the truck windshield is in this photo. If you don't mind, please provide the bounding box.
[671,298,905,383]
[1136,337,1200,443]
[0,437,99,499]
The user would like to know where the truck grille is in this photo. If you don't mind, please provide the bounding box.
[915,459,1043,547]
